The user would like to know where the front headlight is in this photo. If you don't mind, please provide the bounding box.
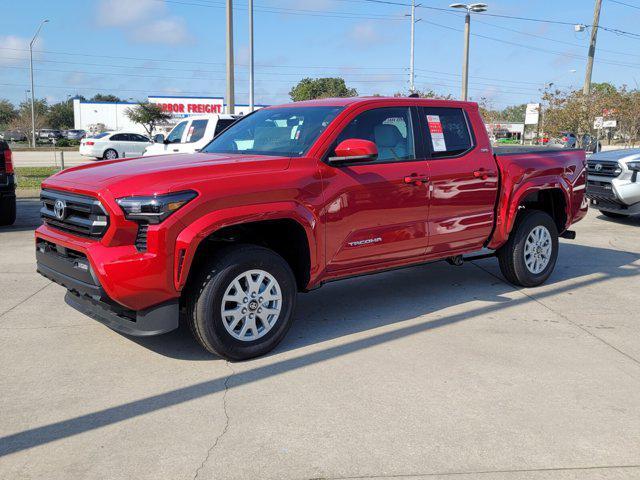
[116,190,197,224]
[626,161,640,182]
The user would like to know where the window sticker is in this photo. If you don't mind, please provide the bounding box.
[426,115,447,152]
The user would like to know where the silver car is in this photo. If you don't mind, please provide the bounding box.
[586,148,640,218]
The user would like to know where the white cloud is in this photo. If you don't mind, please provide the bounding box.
[0,35,39,66]
[96,0,191,45]
[346,21,388,48]
[97,0,157,26]
[131,18,191,45]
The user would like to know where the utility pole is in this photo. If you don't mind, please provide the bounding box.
[461,11,470,101]
[583,0,602,95]
[249,0,254,112]
[409,0,416,93]
[226,0,235,114]
[29,19,48,148]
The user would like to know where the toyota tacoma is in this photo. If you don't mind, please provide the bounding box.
[35,97,588,360]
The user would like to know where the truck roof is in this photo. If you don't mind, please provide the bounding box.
[268,96,478,109]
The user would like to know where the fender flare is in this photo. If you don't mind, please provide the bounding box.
[488,176,572,250]
[173,201,320,290]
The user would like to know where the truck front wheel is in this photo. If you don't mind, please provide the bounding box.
[186,244,297,360]
[497,210,559,287]
[0,195,16,226]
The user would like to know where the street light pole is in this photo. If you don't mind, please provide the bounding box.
[249,0,254,112]
[409,0,416,93]
[226,0,235,114]
[29,19,48,148]
[449,3,487,101]
[461,11,470,101]
[583,0,602,95]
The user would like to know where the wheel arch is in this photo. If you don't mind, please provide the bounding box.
[174,203,319,293]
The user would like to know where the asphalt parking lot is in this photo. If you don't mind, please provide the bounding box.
[1,199,640,480]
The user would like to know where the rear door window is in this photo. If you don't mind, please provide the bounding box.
[186,120,208,143]
[423,107,473,158]
[110,134,127,142]
[214,118,237,136]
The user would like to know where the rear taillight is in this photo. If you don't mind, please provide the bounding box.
[4,149,13,174]
[85,141,95,146]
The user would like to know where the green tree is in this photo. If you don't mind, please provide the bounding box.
[289,78,357,102]
[125,102,172,136]
[11,99,49,146]
[47,100,75,129]
[90,94,122,103]
[0,99,17,130]
[498,104,527,123]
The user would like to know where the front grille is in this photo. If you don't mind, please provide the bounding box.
[40,189,109,238]
[587,160,621,178]
[586,180,616,200]
[135,224,148,252]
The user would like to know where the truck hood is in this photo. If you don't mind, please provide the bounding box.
[42,153,291,197]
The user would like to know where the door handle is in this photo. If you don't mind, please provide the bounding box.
[473,169,496,180]
[404,174,429,185]
[173,149,179,152]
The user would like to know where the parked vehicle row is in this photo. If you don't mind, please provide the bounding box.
[35,97,587,360]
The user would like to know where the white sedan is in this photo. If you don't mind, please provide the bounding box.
[79,132,152,160]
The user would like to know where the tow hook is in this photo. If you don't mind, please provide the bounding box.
[446,255,464,266]
[560,230,576,240]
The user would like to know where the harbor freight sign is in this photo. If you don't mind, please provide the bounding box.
[148,96,224,118]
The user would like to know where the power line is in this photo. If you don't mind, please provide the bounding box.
[608,0,640,10]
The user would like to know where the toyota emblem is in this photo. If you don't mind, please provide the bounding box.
[53,199,67,220]
[594,163,603,172]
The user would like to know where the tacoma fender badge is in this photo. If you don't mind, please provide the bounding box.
[348,237,382,247]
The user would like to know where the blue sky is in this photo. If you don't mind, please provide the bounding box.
[1,0,639,109]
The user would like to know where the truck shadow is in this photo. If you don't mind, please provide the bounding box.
[129,240,640,361]
[596,213,640,226]
[1,241,638,457]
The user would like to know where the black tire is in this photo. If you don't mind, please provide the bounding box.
[103,149,118,160]
[0,196,16,226]
[601,210,628,219]
[186,244,297,360]
[497,210,559,287]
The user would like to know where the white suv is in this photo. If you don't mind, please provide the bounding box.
[143,115,239,157]
[79,132,152,160]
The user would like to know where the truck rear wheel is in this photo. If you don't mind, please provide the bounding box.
[497,210,558,287]
[186,244,297,360]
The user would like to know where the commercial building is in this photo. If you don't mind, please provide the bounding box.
[73,95,265,134]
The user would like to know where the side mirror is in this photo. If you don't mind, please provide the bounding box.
[328,139,378,165]
[153,133,165,143]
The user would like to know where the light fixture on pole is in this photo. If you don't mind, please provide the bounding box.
[449,3,486,101]
[30,19,49,147]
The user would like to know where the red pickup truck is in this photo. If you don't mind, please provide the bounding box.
[35,97,588,360]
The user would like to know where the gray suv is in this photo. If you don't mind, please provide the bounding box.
[586,148,640,218]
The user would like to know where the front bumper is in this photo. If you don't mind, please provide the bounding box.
[36,238,179,336]
[587,179,640,215]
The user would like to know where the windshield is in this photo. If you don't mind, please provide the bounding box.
[203,106,343,157]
